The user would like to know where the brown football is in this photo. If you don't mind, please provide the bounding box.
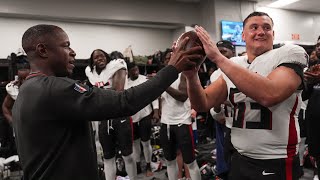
[176,31,206,60]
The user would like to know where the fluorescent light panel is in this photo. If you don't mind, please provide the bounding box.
[268,0,300,8]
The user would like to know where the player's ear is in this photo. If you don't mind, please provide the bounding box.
[272,30,275,40]
[242,32,245,42]
[36,43,49,58]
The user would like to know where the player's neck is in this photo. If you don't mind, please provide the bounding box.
[247,53,256,63]
[30,64,54,76]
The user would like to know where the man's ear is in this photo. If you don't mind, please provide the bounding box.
[242,32,245,42]
[273,30,275,40]
[36,43,49,58]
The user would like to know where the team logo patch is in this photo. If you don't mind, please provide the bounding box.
[74,83,87,93]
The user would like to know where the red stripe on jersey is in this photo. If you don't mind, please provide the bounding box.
[188,125,195,159]
[286,96,299,180]
[285,157,293,180]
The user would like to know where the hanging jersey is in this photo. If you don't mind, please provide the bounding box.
[220,44,308,159]
[6,81,19,100]
[85,59,127,89]
[161,74,191,125]
[126,75,159,123]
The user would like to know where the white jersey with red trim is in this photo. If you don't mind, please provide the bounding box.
[85,58,128,155]
[220,44,308,159]
[85,59,127,89]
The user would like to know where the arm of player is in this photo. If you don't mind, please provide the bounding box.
[50,66,179,121]
[2,95,14,124]
[151,98,160,121]
[165,74,188,102]
[186,73,228,112]
[216,57,302,107]
[112,69,127,91]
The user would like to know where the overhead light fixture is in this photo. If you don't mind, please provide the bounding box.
[268,0,300,8]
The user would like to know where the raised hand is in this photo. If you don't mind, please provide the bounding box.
[195,26,223,63]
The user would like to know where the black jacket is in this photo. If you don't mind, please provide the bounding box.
[302,82,320,157]
[12,66,178,180]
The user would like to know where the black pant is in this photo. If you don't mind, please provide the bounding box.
[99,117,133,159]
[160,123,195,164]
[229,151,299,180]
[133,114,152,142]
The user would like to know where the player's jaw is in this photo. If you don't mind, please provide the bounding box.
[67,59,75,74]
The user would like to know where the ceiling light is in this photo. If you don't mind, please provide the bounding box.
[268,0,300,8]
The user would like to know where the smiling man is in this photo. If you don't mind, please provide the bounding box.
[185,12,308,180]
[12,24,203,180]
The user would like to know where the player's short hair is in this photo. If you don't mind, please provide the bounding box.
[243,11,274,27]
[110,51,124,61]
[22,24,61,54]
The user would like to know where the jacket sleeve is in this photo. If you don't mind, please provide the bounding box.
[301,82,313,101]
[50,65,178,121]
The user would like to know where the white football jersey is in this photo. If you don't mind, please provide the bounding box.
[126,75,159,123]
[85,59,127,89]
[161,74,192,125]
[220,44,308,159]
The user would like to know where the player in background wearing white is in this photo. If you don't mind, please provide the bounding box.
[160,50,201,180]
[85,49,136,180]
[126,61,160,177]
[185,12,308,180]
[2,66,30,124]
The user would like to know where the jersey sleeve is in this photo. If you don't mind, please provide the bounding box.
[151,99,159,109]
[275,44,308,69]
[110,59,128,71]
[210,69,222,83]
[6,82,18,100]
[50,65,179,121]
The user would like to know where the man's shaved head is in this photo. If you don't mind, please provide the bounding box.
[22,24,61,54]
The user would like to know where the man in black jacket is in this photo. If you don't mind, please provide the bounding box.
[303,35,320,178]
[12,24,203,180]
